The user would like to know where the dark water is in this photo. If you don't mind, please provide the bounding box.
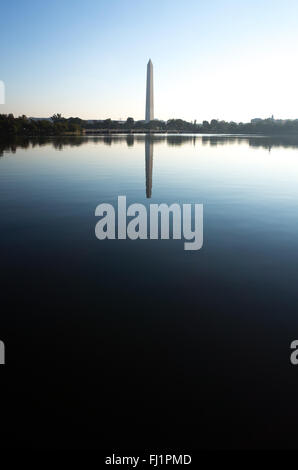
[1,134,298,449]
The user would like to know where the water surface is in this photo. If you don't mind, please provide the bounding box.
[1,134,298,449]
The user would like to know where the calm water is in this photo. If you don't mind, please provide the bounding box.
[1,134,298,449]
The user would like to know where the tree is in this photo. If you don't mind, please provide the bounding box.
[126,117,134,128]
[51,113,62,122]
[210,119,219,129]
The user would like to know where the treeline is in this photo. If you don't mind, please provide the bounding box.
[2,114,298,136]
[85,117,298,134]
[0,114,83,136]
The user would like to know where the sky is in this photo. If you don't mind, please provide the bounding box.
[1,0,298,122]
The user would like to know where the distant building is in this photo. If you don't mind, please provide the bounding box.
[251,115,276,123]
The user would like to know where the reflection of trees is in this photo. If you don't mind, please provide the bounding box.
[202,136,240,146]
[103,136,112,146]
[200,135,298,150]
[0,136,87,155]
[0,137,30,157]
[2,134,298,158]
[126,135,134,147]
[247,136,298,149]
[51,136,86,150]
[167,135,193,146]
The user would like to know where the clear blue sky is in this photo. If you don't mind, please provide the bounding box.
[1,0,298,122]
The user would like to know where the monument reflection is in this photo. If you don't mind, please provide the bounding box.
[145,136,153,198]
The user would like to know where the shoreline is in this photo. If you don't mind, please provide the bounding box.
[1,131,298,139]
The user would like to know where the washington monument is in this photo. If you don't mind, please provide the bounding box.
[145,59,154,122]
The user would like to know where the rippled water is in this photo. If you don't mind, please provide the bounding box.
[1,134,298,449]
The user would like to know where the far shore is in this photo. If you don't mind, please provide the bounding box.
[81,129,298,136]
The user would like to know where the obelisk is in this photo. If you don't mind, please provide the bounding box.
[145,59,154,122]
